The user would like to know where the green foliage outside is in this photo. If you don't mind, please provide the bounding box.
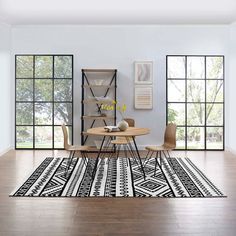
[16,55,73,148]
[168,56,224,149]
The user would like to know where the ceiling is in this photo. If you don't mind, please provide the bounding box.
[0,0,236,25]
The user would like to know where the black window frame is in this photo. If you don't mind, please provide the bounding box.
[15,54,74,150]
[166,55,225,151]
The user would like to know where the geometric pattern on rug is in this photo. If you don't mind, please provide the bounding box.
[10,157,225,197]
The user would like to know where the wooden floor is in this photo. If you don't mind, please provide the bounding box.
[0,149,236,236]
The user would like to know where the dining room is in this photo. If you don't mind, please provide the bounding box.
[1,0,236,235]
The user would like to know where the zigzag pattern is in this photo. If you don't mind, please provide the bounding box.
[10,157,225,198]
[159,158,187,197]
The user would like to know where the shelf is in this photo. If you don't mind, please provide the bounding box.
[82,69,117,73]
[82,99,114,104]
[83,85,115,88]
[82,116,115,120]
[81,68,117,146]
[76,143,114,153]
[82,116,114,120]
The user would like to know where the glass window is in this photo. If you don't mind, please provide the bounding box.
[15,55,73,149]
[167,55,224,150]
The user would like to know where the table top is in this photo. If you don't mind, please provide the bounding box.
[86,127,150,137]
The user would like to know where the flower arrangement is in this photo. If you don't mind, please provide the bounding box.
[101,100,127,119]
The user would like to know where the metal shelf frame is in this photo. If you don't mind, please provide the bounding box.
[81,69,117,145]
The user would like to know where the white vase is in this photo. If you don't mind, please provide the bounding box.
[117,120,129,131]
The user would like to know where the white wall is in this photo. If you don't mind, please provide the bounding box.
[11,25,229,148]
[228,23,236,153]
[0,23,12,155]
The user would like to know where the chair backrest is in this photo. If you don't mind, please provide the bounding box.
[115,118,135,142]
[61,124,71,150]
[164,123,176,149]
[124,118,135,127]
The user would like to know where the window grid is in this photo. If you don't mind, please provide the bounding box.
[166,55,224,150]
[15,54,73,150]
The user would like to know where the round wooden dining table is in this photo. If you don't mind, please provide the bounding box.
[86,127,150,179]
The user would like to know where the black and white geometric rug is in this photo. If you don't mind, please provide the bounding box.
[10,157,225,197]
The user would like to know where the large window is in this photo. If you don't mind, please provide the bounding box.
[167,55,224,150]
[15,55,73,149]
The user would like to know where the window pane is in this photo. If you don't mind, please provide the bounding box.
[16,56,33,78]
[167,56,185,78]
[54,56,72,78]
[187,127,205,149]
[168,103,185,125]
[187,57,205,79]
[35,103,52,125]
[54,126,72,148]
[16,103,33,125]
[54,103,72,125]
[206,127,223,149]
[206,57,223,79]
[35,56,53,78]
[206,80,223,103]
[206,104,223,126]
[167,80,185,102]
[54,79,72,102]
[16,55,73,149]
[16,126,33,148]
[176,127,185,149]
[16,79,33,101]
[35,126,52,148]
[187,80,205,102]
[35,79,53,101]
[187,104,205,126]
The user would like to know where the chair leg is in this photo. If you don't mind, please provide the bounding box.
[154,151,158,176]
[160,151,162,170]
[143,151,154,168]
[116,145,121,160]
[164,150,176,175]
[166,150,171,158]
[65,151,74,178]
[81,152,87,166]
[124,144,129,167]
[127,142,139,166]
[82,152,94,177]
[144,150,150,164]
[106,149,113,164]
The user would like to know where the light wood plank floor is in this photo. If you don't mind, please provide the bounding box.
[0,149,236,236]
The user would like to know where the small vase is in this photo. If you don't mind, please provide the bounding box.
[117,120,129,131]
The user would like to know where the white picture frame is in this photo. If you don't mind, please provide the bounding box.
[134,61,153,84]
[134,85,153,109]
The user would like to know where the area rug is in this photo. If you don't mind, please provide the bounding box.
[10,157,225,197]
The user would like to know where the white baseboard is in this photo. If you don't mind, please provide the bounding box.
[0,146,12,157]
[225,146,236,155]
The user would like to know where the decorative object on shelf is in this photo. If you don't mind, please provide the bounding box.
[134,61,153,84]
[134,85,153,109]
[81,69,117,146]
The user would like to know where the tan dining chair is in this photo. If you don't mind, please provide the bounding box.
[109,118,137,163]
[61,124,97,177]
[145,123,177,176]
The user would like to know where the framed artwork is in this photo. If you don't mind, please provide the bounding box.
[134,61,153,84]
[134,85,153,109]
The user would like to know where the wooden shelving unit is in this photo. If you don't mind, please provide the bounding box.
[81,69,117,145]
[82,116,115,120]
[83,85,114,88]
